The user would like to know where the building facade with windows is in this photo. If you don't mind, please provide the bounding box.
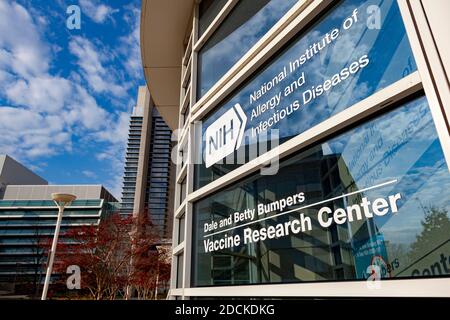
[0,182,117,294]
[121,93,145,215]
[140,0,450,298]
[121,86,175,239]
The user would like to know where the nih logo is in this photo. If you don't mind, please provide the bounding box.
[205,103,247,168]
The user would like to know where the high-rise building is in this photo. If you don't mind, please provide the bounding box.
[121,87,174,239]
[121,94,145,215]
[140,0,450,299]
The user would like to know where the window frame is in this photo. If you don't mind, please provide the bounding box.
[170,0,450,299]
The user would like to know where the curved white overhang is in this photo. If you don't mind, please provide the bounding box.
[140,0,194,130]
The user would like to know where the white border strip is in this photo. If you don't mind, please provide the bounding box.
[181,278,450,297]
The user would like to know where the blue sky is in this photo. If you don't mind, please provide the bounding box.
[0,0,144,199]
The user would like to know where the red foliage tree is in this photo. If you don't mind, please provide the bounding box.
[131,243,171,299]
[52,211,170,300]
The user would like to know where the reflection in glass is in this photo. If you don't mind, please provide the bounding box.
[192,96,450,286]
[198,0,228,37]
[197,0,297,99]
[178,215,185,244]
[177,254,184,288]
[196,0,417,189]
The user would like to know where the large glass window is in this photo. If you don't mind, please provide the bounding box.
[198,0,228,37]
[179,177,187,205]
[178,215,186,245]
[197,0,297,99]
[195,0,417,189]
[192,95,450,286]
[177,254,184,288]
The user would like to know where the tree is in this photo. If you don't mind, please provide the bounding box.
[52,212,169,300]
[127,212,171,299]
[31,221,51,298]
[12,219,51,297]
[409,206,450,262]
[131,244,171,299]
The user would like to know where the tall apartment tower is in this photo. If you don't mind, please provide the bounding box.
[121,96,144,215]
[121,87,174,239]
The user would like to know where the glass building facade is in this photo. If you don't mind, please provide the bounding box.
[195,0,417,188]
[145,108,173,236]
[197,0,298,99]
[0,199,114,293]
[193,95,450,286]
[141,0,450,298]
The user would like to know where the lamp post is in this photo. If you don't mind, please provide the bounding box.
[41,193,76,300]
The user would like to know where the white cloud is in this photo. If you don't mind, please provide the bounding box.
[96,111,130,144]
[27,162,47,173]
[0,1,134,200]
[119,7,142,79]
[69,36,128,97]
[79,0,118,24]
[64,84,109,130]
[95,143,127,200]
[82,170,97,178]
[0,1,49,78]
[0,106,71,158]
[96,149,126,200]
[95,111,130,199]
[0,69,14,85]
[5,76,72,113]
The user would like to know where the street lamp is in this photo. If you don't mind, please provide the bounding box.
[41,193,77,300]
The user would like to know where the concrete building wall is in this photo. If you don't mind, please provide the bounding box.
[3,185,117,202]
[0,155,47,199]
[133,86,153,217]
